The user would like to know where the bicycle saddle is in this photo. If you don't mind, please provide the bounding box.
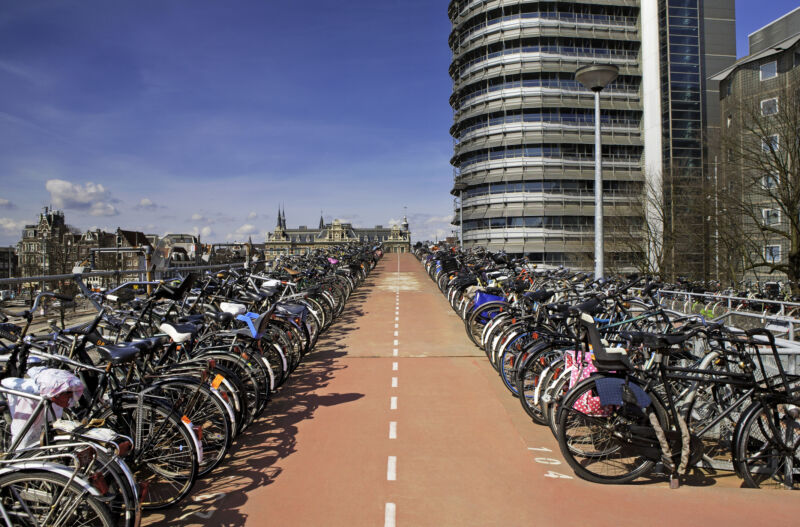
[524,290,553,302]
[620,331,691,349]
[220,302,246,316]
[159,323,199,343]
[96,343,141,365]
[202,311,233,325]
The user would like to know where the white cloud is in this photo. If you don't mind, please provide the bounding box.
[0,217,23,234]
[45,179,118,216]
[236,224,257,235]
[191,225,213,239]
[191,213,205,221]
[225,223,258,240]
[135,198,159,210]
[247,211,257,220]
[89,202,119,217]
[425,215,452,224]
[0,198,14,209]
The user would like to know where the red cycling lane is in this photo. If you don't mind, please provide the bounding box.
[146,253,800,526]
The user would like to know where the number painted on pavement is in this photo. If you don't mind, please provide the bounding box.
[534,457,561,465]
[544,470,573,479]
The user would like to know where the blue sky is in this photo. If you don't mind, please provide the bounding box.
[0,1,797,246]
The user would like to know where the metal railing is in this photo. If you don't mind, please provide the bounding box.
[0,261,247,287]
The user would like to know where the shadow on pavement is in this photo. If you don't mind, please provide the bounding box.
[144,265,384,526]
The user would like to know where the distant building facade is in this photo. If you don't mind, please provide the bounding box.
[0,247,18,286]
[264,210,410,255]
[15,208,159,289]
[711,7,800,281]
[17,207,73,279]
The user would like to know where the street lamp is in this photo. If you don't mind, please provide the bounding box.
[575,63,618,280]
[453,181,468,247]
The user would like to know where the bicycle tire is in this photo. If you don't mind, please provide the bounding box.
[99,399,198,510]
[556,376,668,484]
[734,399,800,489]
[0,469,115,527]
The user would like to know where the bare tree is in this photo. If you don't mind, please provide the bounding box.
[605,169,712,282]
[722,85,800,290]
[606,175,670,279]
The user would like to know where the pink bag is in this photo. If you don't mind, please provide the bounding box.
[565,350,611,417]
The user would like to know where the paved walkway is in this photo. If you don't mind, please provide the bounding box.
[147,253,800,527]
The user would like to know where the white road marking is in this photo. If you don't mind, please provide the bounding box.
[392,348,398,356]
[392,362,398,370]
[389,421,397,439]
[193,493,227,502]
[393,339,398,346]
[393,330,398,336]
[544,471,573,479]
[394,323,399,329]
[395,316,399,321]
[390,396,397,409]
[528,447,552,452]
[385,503,396,527]
[387,456,397,480]
[534,458,562,465]
[391,377,398,388]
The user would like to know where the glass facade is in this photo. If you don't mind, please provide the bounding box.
[658,0,707,276]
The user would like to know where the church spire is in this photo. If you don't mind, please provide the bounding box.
[319,210,324,229]
[276,205,282,228]
[281,205,287,229]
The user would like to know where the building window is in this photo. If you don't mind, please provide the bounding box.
[761,97,778,116]
[762,135,779,152]
[762,209,780,226]
[765,245,781,263]
[760,61,777,81]
[762,173,779,190]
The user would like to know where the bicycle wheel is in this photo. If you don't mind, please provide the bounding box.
[557,376,667,484]
[515,343,563,425]
[465,302,507,347]
[100,400,198,510]
[545,372,570,438]
[0,469,114,527]
[735,400,800,489]
[154,378,233,477]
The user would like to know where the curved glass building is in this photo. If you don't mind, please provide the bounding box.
[448,0,644,267]
[448,0,736,276]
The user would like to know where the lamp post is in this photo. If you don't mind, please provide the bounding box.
[575,64,618,280]
[453,181,467,247]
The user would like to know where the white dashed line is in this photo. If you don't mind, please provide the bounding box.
[393,339,399,346]
[390,396,397,409]
[395,316,399,321]
[392,362,398,371]
[391,377,398,388]
[385,503,396,527]
[393,331,398,336]
[389,421,397,439]
[387,456,397,481]
[392,348,398,356]
[394,323,399,329]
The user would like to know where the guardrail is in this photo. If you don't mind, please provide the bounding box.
[655,289,800,316]
[0,261,247,287]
